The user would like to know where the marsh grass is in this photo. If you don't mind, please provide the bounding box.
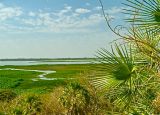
[0,64,91,94]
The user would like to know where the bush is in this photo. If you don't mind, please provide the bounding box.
[0,90,17,102]
[0,112,4,115]
[41,87,66,114]
[59,82,91,114]
[152,93,160,114]
[10,93,42,115]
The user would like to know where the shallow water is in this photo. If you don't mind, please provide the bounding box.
[0,68,60,81]
[0,60,91,66]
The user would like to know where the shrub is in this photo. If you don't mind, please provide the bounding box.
[152,93,160,114]
[0,112,4,115]
[41,87,66,114]
[10,93,42,115]
[0,90,17,102]
[91,0,160,114]
[59,82,91,114]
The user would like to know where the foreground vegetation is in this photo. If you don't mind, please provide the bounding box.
[0,63,160,114]
[0,64,111,114]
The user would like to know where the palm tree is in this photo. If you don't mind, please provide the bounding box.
[91,0,160,113]
[92,44,145,111]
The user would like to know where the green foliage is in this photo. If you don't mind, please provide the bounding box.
[0,90,17,102]
[128,27,160,63]
[92,44,146,111]
[153,93,160,114]
[59,82,91,114]
[0,70,40,89]
[10,94,42,115]
[41,87,66,114]
[123,0,160,32]
[92,44,136,88]
[92,0,160,114]
[0,112,4,115]
[0,64,90,94]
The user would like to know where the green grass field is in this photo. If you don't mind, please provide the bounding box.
[0,64,92,94]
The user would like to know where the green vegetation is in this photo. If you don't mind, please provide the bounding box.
[60,83,91,114]
[90,0,160,114]
[0,90,17,102]
[0,64,91,94]
[10,94,42,115]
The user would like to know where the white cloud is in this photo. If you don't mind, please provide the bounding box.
[28,11,36,17]
[95,6,101,11]
[0,8,22,21]
[55,5,72,17]
[65,6,72,10]
[22,19,38,26]
[75,8,91,14]
[0,4,104,34]
[105,7,123,14]
[20,10,103,33]
[0,3,22,21]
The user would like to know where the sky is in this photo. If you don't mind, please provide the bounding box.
[0,0,126,58]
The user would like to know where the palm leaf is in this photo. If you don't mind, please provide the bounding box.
[123,0,160,33]
[91,43,135,89]
[128,27,160,62]
[90,43,150,109]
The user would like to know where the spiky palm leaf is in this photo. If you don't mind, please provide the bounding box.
[94,0,160,113]
[123,0,160,33]
[91,44,142,108]
[92,43,135,87]
[91,43,159,110]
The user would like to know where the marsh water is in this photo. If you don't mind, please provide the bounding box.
[0,60,91,66]
[0,60,90,81]
[0,68,66,81]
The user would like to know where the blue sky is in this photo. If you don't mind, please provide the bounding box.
[0,0,126,58]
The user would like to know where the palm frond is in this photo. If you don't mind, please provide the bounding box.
[90,43,153,109]
[128,27,160,62]
[123,0,160,33]
[91,43,135,89]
